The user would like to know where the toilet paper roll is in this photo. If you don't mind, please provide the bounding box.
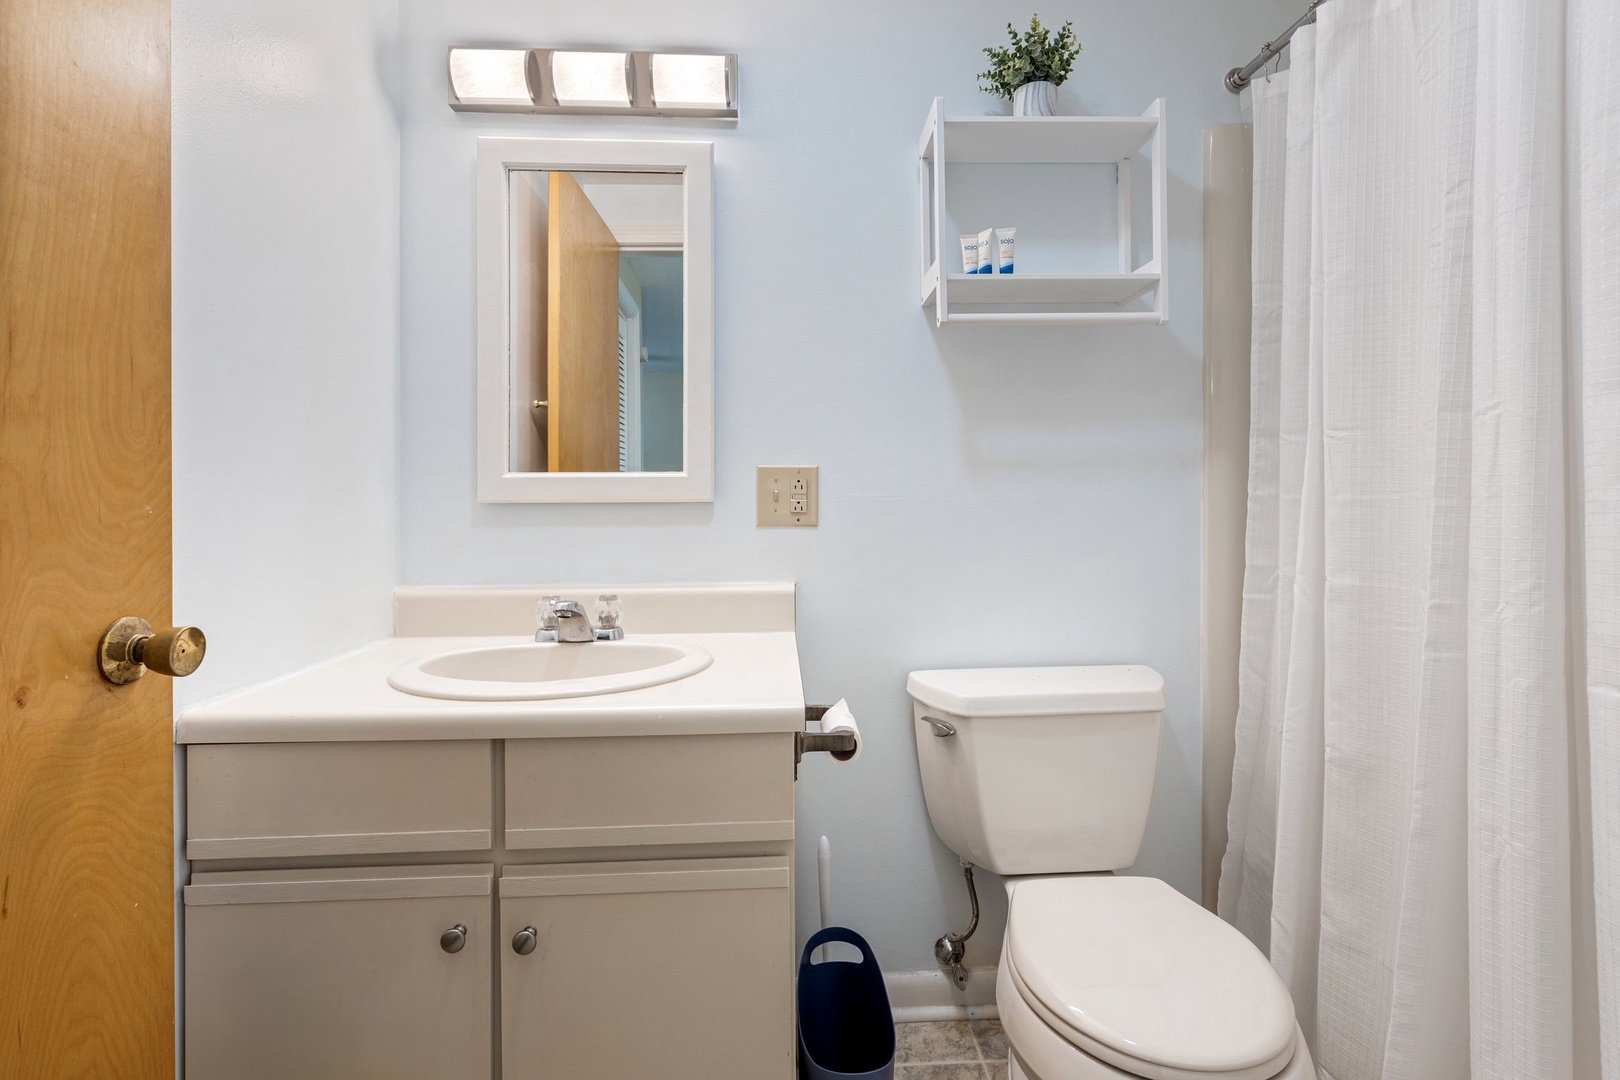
[821,698,861,763]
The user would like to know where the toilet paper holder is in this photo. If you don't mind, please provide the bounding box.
[795,704,857,777]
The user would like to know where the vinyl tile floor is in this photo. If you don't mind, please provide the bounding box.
[893,1019,1009,1080]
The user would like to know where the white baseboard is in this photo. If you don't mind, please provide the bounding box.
[884,968,999,1022]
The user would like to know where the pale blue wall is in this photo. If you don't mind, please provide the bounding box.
[397,0,1295,976]
[174,0,402,708]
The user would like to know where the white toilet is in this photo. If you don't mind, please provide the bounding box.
[907,665,1314,1080]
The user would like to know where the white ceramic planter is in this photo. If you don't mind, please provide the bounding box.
[1013,80,1057,116]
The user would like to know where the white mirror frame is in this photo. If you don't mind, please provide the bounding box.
[475,137,714,502]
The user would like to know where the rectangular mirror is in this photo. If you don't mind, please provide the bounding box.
[477,138,713,502]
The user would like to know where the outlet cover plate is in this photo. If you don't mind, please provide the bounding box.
[756,466,818,527]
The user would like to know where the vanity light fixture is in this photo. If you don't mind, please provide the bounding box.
[447,47,737,118]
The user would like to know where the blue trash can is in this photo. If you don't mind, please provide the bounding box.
[797,927,896,1080]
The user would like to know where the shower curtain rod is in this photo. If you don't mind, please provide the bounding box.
[1225,0,1327,93]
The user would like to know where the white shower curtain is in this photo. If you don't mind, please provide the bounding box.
[1218,1,1620,1078]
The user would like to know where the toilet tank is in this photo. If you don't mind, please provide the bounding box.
[907,665,1165,877]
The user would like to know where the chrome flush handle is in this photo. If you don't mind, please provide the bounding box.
[919,715,957,738]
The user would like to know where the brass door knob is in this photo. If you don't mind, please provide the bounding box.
[98,616,207,684]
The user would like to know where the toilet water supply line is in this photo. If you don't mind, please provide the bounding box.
[935,860,981,990]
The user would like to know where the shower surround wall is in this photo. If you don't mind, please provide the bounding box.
[398,0,1297,988]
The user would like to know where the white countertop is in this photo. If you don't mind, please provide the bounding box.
[176,632,805,743]
[176,585,806,744]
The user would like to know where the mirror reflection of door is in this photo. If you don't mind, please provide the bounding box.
[547,171,620,472]
[508,170,684,474]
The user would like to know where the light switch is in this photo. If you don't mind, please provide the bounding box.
[756,466,818,527]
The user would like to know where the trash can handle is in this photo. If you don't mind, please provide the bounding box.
[800,926,879,973]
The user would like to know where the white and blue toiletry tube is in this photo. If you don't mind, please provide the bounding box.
[959,234,980,275]
[995,228,1016,274]
[976,229,994,275]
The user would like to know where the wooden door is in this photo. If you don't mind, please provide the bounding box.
[184,865,494,1080]
[0,0,175,1076]
[546,172,622,472]
[500,858,795,1080]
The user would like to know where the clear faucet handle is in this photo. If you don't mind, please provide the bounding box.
[595,593,623,630]
[537,595,562,630]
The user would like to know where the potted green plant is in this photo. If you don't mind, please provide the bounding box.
[978,15,1081,116]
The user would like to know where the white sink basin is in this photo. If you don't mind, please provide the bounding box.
[388,640,713,701]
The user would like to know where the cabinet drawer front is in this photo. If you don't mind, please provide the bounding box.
[186,864,492,1080]
[500,857,793,1080]
[504,733,793,849]
[187,741,493,859]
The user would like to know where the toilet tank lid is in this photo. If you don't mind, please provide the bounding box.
[906,665,1165,718]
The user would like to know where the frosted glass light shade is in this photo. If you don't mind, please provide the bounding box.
[447,47,736,116]
[550,51,631,108]
[448,48,531,105]
[651,54,730,110]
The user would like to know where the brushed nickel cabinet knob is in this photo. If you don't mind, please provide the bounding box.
[440,924,468,954]
[512,926,538,955]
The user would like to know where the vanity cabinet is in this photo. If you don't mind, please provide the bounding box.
[183,733,797,1080]
[184,864,493,1080]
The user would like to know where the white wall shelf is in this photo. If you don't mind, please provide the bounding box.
[918,98,1167,326]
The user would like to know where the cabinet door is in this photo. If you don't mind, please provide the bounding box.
[501,857,794,1080]
[185,864,493,1080]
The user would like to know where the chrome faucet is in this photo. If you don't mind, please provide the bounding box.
[549,599,594,642]
[535,594,625,643]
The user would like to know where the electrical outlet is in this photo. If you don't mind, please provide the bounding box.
[756,466,818,527]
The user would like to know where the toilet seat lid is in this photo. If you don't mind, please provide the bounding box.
[1008,876,1296,1075]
